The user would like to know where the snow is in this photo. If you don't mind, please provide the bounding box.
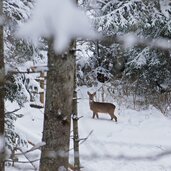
[160,0,170,18]
[4,0,171,170]
[0,136,5,152]
[6,86,171,171]
[0,16,5,26]
[76,86,171,171]
[17,0,98,54]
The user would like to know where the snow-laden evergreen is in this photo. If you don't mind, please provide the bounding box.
[3,0,171,170]
[78,0,171,115]
[4,0,47,158]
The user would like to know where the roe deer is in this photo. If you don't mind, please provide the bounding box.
[87,91,117,122]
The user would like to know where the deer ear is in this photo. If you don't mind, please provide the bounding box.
[93,92,96,96]
[87,91,90,95]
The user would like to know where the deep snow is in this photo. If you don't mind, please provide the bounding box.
[5,86,171,171]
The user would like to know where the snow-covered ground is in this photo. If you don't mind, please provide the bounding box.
[5,101,44,171]
[77,87,171,171]
[6,86,171,171]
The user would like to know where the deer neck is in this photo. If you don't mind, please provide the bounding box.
[89,99,94,108]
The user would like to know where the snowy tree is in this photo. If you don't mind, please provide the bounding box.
[39,40,75,171]
[1,0,47,165]
[4,0,46,105]
[17,0,97,170]
[78,0,171,112]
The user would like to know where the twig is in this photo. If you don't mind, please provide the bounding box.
[68,130,93,152]
[5,107,21,115]
[5,158,40,164]
[79,130,93,145]
[9,147,37,170]
[15,142,46,155]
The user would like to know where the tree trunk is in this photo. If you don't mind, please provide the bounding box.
[0,0,5,170]
[72,40,80,170]
[70,2,80,170]
[39,39,75,171]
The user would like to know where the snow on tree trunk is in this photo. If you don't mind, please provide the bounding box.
[39,39,75,171]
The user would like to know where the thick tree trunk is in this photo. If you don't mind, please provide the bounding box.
[39,39,75,171]
[0,0,5,170]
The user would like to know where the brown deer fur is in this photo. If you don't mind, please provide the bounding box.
[87,91,117,122]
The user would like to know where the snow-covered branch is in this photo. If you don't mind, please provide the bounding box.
[17,0,98,53]
[101,33,171,51]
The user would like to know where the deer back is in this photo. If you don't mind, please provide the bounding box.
[90,101,115,113]
[87,91,115,113]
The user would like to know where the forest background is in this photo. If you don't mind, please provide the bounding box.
[0,0,171,171]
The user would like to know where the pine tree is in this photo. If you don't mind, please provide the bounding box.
[81,0,171,111]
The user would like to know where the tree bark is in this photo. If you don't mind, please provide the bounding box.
[0,0,5,170]
[72,3,80,167]
[72,40,80,170]
[39,39,75,171]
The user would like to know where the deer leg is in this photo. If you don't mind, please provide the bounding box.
[109,112,114,120]
[95,112,99,119]
[92,112,96,118]
[110,113,117,122]
[114,115,117,122]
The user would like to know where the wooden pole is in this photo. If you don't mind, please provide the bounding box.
[72,40,80,170]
